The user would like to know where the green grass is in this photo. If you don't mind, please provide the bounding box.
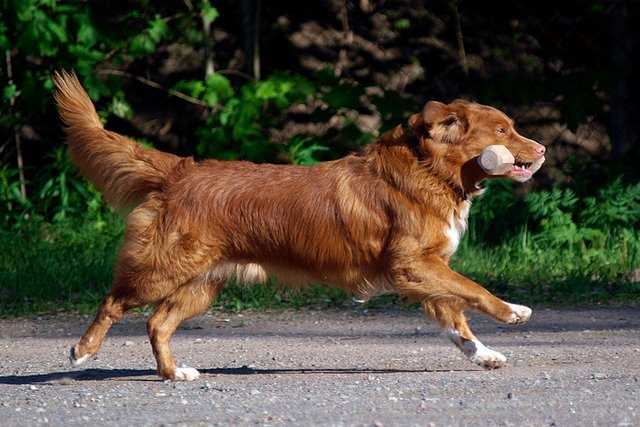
[1,216,639,317]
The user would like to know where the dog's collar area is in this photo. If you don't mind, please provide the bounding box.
[400,122,472,202]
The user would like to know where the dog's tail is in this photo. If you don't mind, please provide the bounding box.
[53,71,181,210]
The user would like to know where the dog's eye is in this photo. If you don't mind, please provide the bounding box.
[496,127,507,135]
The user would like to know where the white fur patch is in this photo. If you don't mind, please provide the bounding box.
[355,275,396,301]
[205,262,268,285]
[446,329,507,369]
[69,346,91,367]
[468,340,507,369]
[443,200,471,257]
[174,366,200,381]
[505,302,533,325]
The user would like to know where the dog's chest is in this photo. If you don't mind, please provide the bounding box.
[442,200,471,257]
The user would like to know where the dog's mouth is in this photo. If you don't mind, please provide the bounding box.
[505,156,545,182]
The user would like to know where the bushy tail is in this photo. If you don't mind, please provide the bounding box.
[53,71,181,210]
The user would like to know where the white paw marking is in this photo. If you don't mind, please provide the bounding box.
[468,341,507,370]
[446,329,507,370]
[174,366,200,381]
[505,302,532,325]
[69,346,91,367]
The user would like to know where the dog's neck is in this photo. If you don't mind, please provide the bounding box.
[402,126,488,200]
[378,125,487,201]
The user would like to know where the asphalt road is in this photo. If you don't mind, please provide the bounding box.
[1,307,639,426]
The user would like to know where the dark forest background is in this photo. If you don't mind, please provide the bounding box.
[1,0,639,313]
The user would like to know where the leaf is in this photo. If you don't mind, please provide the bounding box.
[394,19,410,30]
[147,16,168,43]
[110,93,133,119]
[322,84,364,110]
[77,21,97,46]
[202,91,219,107]
[219,99,240,126]
[288,137,329,165]
[205,73,233,100]
[0,22,9,50]
[129,34,153,55]
[201,1,219,27]
[255,80,277,100]
[68,44,105,76]
[129,16,169,56]
[45,18,67,43]
[15,0,37,21]
[173,80,206,98]
[3,84,17,101]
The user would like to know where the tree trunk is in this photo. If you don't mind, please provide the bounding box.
[451,0,468,76]
[203,10,215,78]
[241,0,261,80]
[609,0,639,158]
[5,49,26,199]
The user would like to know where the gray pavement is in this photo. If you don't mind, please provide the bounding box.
[0,307,639,426]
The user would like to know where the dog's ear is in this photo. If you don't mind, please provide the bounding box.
[407,113,424,135]
[421,101,468,144]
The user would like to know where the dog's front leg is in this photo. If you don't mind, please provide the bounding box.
[392,255,531,369]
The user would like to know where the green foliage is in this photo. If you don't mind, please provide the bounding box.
[200,1,219,27]
[129,16,169,56]
[394,19,411,30]
[37,147,105,223]
[173,73,234,108]
[287,136,329,165]
[0,216,124,315]
[466,179,640,287]
[194,73,317,161]
[0,165,32,226]
[581,179,640,228]
[0,149,109,230]
[109,91,134,119]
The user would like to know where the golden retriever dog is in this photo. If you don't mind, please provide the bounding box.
[53,71,545,381]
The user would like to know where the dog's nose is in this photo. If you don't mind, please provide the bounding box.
[535,145,546,156]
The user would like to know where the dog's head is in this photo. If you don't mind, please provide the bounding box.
[409,99,545,182]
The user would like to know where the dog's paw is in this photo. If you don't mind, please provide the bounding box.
[447,329,507,370]
[470,344,507,370]
[173,366,200,381]
[505,303,532,325]
[69,346,91,367]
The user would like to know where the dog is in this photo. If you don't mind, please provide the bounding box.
[53,71,545,381]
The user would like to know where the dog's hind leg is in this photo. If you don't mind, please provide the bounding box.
[146,275,224,381]
[70,195,219,367]
[69,268,178,366]
[69,291,130,366]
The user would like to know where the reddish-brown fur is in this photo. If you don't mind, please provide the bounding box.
[53,71,545,380]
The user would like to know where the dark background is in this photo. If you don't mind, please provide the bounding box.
[1,0,639,312]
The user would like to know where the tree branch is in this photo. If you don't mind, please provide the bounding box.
[97,69,209,107]
[451,0,468,76]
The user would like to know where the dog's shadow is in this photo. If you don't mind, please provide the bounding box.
[0,365,480,385]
